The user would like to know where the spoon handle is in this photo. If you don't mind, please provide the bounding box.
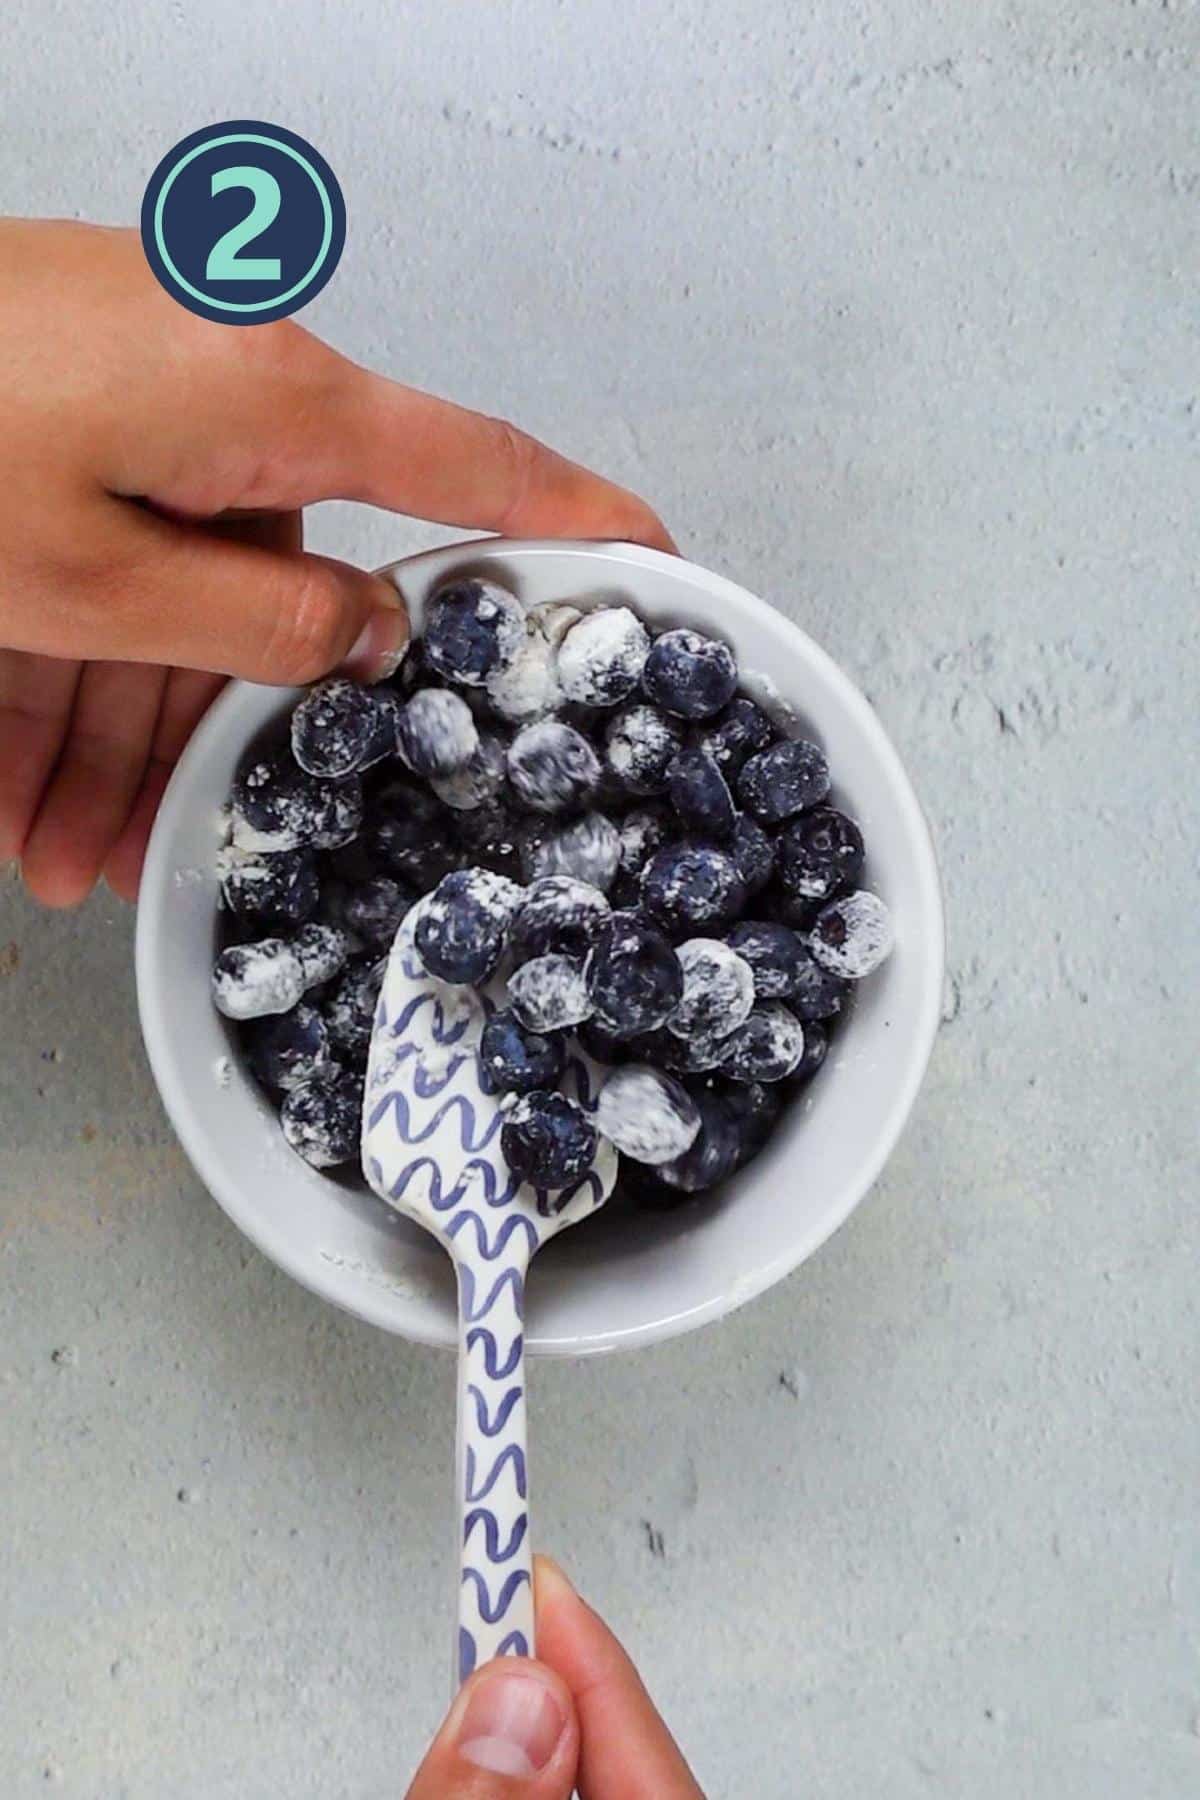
[454,1226,535,1685]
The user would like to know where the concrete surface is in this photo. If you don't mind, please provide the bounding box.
[2,2,1198,1795]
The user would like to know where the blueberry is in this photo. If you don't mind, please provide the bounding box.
[314,878,357,936]
[610,808,673,909]
[736,738,830,824]
[719,1077,783,1158]
[361,778,454,890]
[574,1015,636,1065]
[725,920,809,999]
[642,628,738,720]
[395,636,434,697]
[639,1023,732,1074]
[431,733,507,811]
[447,799,524,881]
[220,847,319,928]
[502,1091,597,1190]
[617,803,675,880]
[594,1064,700,1165]
[479,1008,566,1096]
[507,953,592,1033]
[228,747,310,851]
[536,599,588,650]
[396,689,479,779]
[280,1071,363,1168]
[312,778,364,850]
[230,747,362,851]
[368,773,444,831]
[510,876,611,963]
[485,619,561,723]
[318,779,364,850]
[719,1003,806,1082]
[522,812,621,892]
[213,939,305,1020]
[291,678,395,779]
[557,699,608,739]
[414,867,524,985]
[593,758,634,815]
[585,911,683,1039]
[607,870,643,912]
[792,1019,828,1083]
[762,879,821,932]
[245,1003,337,1093]
[729,814,775,895]
[556,606,651,706]
[365,817,457,893]
[320,835,378,886]
[603,704,685,795]
[620,1164,697,1211]
[668,938,755,1041]
[651,1086,743,1193]
[337,876,415,951]
[809,891,894,979]
[786,949,850,1023]
[323,957,387,1061]
[640,844,746,937]
[777,807,864,902]
[365,689,404,762]
[423,577,526,686]
[666,746,735,839]
[293,922,352,987]
[458,683,503,727]
[697,696,775,774]
[507,720,601,814]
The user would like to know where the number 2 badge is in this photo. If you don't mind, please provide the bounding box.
[141,120,346,325]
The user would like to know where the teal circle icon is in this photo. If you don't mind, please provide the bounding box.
[140,121,346,324]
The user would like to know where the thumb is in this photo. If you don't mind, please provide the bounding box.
[22,498,410,687]
[405,1658,579,1800]
[132,509,410,686]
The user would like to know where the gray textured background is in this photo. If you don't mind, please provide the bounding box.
[2,3,1198,1795]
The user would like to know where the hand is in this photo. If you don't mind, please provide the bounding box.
[0,218,673,908]
[406,1558,705,1798]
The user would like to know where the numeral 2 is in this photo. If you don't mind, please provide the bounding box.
[206,166,282,282]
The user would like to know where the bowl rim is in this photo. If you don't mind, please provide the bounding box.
[136,538,945,1356]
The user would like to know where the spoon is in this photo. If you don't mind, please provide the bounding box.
[362,903,617,1684]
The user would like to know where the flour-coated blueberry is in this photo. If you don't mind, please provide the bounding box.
[777,807,864,902]
[736,738,830,824]
[479,1008,566,1096]
[281,1071,363,1168]
[809,890,894,978]
[640,843,746,937]
[666,746,736,839]
[603,703,685,795]
[502,1091,597,1189]
[414,867,524,984]
[585,911,682,1039]
[423,577,526,686]
[642,628,737,720]
[396,688,479,779]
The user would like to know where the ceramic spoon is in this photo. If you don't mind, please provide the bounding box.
[362,904,617,1684]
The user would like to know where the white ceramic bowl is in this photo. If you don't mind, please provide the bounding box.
[137,540,943,1355]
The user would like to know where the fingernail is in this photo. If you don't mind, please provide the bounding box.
[345,583,409,682]
[534,1554,576,1600]
[456,1665,567,1779]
